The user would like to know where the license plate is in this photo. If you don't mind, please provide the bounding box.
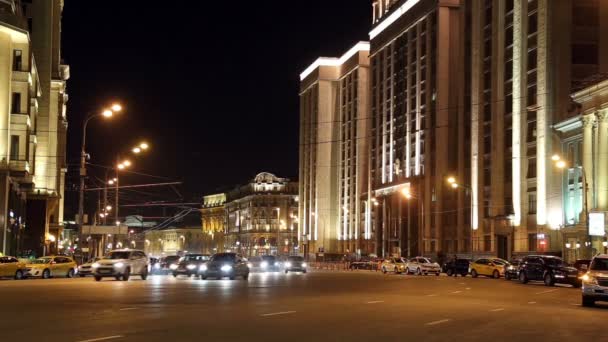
[99,269,111,274]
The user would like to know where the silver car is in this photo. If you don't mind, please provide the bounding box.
[92,249,149,282]
[581,254,608,307]
[78,257,100,277]
[406,257,441,276]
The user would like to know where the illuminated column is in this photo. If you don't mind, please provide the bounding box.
[582,114,595,212]
[535,0,549,226]
[597,111,608,210]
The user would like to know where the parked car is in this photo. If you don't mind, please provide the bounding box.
[198,253,249,280]
[173,254,210,277]
[504,259,521,280]
[406,257,441,276]
[581,254,608,307]
[469,258,507,278]
[0,256,26,280]
[444,259,470,277]
[518,255,579,287]
[92,249,149,282]
[284,255,307,273]
[349,261,372,270]
[78,257,100,277]
[380,257,407,274]
[25,256,77,279]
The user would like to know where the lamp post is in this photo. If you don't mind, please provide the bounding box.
[447,176,474,259]
[78,104,122,237]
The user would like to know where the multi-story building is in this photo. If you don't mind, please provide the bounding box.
[299,42,371,257]
[225,172,298,256]
[144,226,205,257]
[201,193,226,254]
[0,0,68,257]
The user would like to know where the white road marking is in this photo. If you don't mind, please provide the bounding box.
[366,301,384,304]
[465,288,471,290]
[571,303,581,306]
[459,283,466,285]
[528,301,536,304]
[489,308,505,312]
[535,289,558,295]
[119,307,137,311]
[426,294,439,297]
[425,319,451,326]
[261,311,297,317]
[450,291,462,294]
[76,336,123,342]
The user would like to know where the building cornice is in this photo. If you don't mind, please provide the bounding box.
[299,42,370,81]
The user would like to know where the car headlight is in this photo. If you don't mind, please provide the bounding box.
[187,264,196,270]
[154,263,160,269]
[247,263,252,268]
[92,262,100,268]
[114,262,124,268]
[302,263,307,268]
[582,274,598,285]
[169,264,178,270]
[221,265,233,272]
[199,264,208,271]
[261,261,268,268]
[285,262,292,268]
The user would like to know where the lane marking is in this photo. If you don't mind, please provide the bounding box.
[490,308,505,312]
[76,336,123,342]
[535,289,558,295]
[119,307,137,311]
[570,303,581,306]
[459,283,466,285]
[261,311,296,317]
[426,294,439,297]
[366,301,384,304]
[425,319,451,326]
[528,301,536,304]
[465,288,471,290]
[450,291,462,294]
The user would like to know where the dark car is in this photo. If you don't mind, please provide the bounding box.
[518,255,580,287]
[260,255,281,272]
[199,253,249,280]
[444,258,470,277]
[504,259,521,280]
[173,254,210,277]
[156,255,180,274]
[284,256,307,274]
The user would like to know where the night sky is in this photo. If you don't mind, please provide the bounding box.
[62,1,370,218]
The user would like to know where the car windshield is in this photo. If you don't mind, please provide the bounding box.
[262,256,276,262]
[105,252,131,259]
[30,258,52,264]
[288,256,304,262]
[164,256,180,262]
[544,258,565,267]
[184,255,209,261]
[211,253,236,262]
[249,257,261,262]
[590,258,608,271]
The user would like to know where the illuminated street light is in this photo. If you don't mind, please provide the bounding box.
[117,164,125,170]
[102,109,113,118]
[551,154,561,161]
[401,188,412,199]
[451,183,459,189]
[565,242,572,249]
[132,147,141,154]
[140,142,149,150]
[447,176,456,184]
[111,103,123,112]
[106,205,112,211]
[556,160,567,169]
[123,160,132,167]
[108,179,115,185]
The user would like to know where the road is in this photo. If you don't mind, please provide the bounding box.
[0,270,605,342]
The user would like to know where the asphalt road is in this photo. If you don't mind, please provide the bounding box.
[0,270,606,342]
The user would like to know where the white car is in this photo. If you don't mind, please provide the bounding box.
[92,249,149,282]
[581,254,608,307]
[406,257,441,276]
[78,257,100,277]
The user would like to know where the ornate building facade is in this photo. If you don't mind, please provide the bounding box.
[201,193,226,254]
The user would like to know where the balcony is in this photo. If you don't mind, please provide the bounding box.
[11,112,30,128]
[11,70,29,83]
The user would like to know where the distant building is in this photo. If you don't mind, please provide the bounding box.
[0,0,69,257]
[224,172,298,256]
[144,226,204,257]
[201,193,226,254]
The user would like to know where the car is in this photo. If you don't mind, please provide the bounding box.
[92,249,149,282]
[504,259,521,280]
[160,255,181,274]
[198,253,249,280]
[444,258,470,277]
[469,258,507,278]
[518,255,579,287]
[173,254,210,277]
[406,257,441,276]
[0,256,26,280]
[349,260,373,270]
[260,255,281,272]
[283,256,307,273]
[24,256,77,279]
[380,257,407,274]
[581,254,608,307]
[78,257,100,277]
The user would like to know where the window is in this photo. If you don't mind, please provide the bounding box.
[572,44,598,65]
[528,234,538,251]
[528,193,537,214]
[13,50,22,71]
[11,93,21,113]
[484,235,492,252]
[10,135,19,160]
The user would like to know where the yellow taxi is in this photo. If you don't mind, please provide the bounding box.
[25,256,77,279]
[0,256,26,279]
[469,258,507,278]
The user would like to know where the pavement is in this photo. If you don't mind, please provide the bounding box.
[0,270,606,342]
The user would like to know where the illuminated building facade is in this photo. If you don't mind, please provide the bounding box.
[225,172,298,256]
[201,193,226,254]
[299,43,371,257]
[0,0,69,257]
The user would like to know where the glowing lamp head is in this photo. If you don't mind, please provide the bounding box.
[111,103,122,112]
[447,176,456,184]
[451,183,459,189]
[140,143,149,150]
[102,110,113,118]
[117,164,125,170]
[108,180,115,185]
[106,205,112,211]
[556,160,567,169]
[123,160,131,167]
[401,188,411,199]
[551,154,561,161]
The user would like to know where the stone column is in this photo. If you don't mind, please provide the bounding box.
[582,114,595,213]
[597,111,608,210]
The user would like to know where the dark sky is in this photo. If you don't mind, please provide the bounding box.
[62,0,370,217]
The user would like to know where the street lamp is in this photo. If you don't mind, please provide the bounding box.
[447,175,474,259]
